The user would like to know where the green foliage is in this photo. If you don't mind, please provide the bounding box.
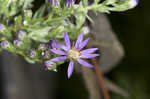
[0,0,137,70]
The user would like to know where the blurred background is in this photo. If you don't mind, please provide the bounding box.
[0,0,149,99]
[108,0,150,99]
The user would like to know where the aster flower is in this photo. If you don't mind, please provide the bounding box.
[49,32,99,78]
[49,0,59,7]
[66,0,74,8]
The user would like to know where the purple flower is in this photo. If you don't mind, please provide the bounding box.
[49,32,99,78]
[49,39,67,50]
[13,39,22,47]
[16,30,26,40]
[0,40,9,48]
[49,0,59,7]
[66,0,74,8]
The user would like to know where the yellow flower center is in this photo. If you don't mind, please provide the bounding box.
[67,49,80,59]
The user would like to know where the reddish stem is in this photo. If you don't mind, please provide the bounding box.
[91,58,110,99]
[88,44,110,99]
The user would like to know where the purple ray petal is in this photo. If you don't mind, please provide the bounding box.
[50,49,66,55]
[57,44,69,51]
[67,60,74,78]
[81,53,100,59]
[74,32,84,49]
[54,0,58,6]
[49,40,58,49]
[79,38,90,50]
[64,32,71,49]
[49,0,53,6]
[66,0,73,8]
[77,59,93,68]
[49,0,59,7]
[50,56,67,62]
[80,48,98,54]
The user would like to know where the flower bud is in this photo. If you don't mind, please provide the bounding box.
[29,49,37,58]
[16,30,26,40]
[43,51,50,59]
[0,40,9,48]
[24,10,32,17]
[13,39,22,47]
[0,24,3,30]
[83,26,90,35]
[0,24,5,31]
[39,43,48,51]
[128,0,139,9]
[44,60,54,68]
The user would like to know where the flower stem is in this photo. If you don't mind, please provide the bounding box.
[92,58,110,99]
[88,45,110,99]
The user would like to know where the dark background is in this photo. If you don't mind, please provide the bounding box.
[108,0,150,99]
[0,0,149,99]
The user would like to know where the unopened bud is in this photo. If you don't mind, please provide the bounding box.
[13,39,22,47]
[16,30,26,40]
[43,51,50,59]
[129,0,139,9]
[44,60,54,68]
[0,40,9,48]
[39,43,48,51]
[29,49,37,58]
